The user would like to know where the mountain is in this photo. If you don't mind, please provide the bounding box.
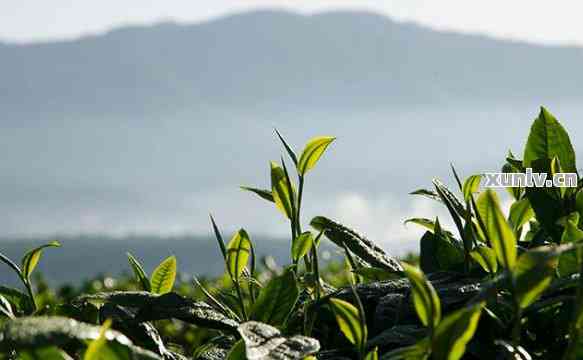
[0,10,582,252]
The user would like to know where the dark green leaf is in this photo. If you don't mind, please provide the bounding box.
[127,253,151,292]
[241,186,274,203]
[250,269,299,326]
[523,106,576,173]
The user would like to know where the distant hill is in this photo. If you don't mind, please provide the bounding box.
[0,10,582,247]
[1,10,582,120]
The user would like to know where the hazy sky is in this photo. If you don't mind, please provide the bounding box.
[1,0,583,45]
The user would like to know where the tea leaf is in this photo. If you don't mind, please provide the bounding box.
[514,246,560,309]
[150,256,176,295]
[127,252,151,292]
[291,231,313,262]
[274,128,298,166]
[238,321,320,360]
[297,136,335,175]
[524,107,576,173]
[508,198,535,232]
[476,190,517,269]
[0,316,161,359]
[271,161,295,219]
[559,219,583,277]
[352,267,397,281]
[18,347,74,360]
[21,241,61,280]
[311,216,402,273]
[250,269,299,326]
[84,319,112,360]
[241,186,275,203]
[469,246,498,274]
[381,338,430,360]
[432,303,484,360]
[226,340,246,360]
[401,262,441,328]
[462,175,482,201]
[364,347,378,360]
[226,229,252,281]
[329,298,366,347]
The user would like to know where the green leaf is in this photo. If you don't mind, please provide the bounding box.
[297,136,335,175]
[240,186,274,203]
[226,229,252,281]
[364,347,379,360]
[381,338,430,360]
[21,241,61,280]
[127,253,151,292]
[523,106,577,174]
[514,246,560,309]
[508,198,535,232]
[291,231,313,262]
[329,298,367,347]
[419,231,464,273]
[559,219,583,277]
[18,347,74,360]
[0,285,32,314]
[462,175,482,201]
[84,319,112,360]
[250,269,299,326]
[149,256,177,295]
[469,246,498,274]
[476,190,517,269]
[311,216,403,273]
[226,340,246,360]
[270,161,295,219]
[401,262,441,328]
[274,128,298,166]
[432,303,484,360]
[404,218,437,233]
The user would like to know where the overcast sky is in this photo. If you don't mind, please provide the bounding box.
[1,0,582,45]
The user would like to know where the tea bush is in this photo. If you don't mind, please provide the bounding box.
[1,106,583,359]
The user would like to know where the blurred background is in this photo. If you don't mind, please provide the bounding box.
[1,1,582,284]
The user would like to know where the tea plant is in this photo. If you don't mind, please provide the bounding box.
[1,107,583,360]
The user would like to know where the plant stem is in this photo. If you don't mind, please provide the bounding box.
[24,280,37,313]
[233,279,248,321]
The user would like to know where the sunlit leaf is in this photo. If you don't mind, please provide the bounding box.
[508,198,535,232]
[462,175,482,201]
[226,229,252,281]
[149,256,176,295]
[291,232,313,262]
[84,319,112,360]
[432,303,484,360]
[514,246,560,309]
[21,241,61,280]
[271,161,295,219]
[297,136,335,175]
[476,190,517,269]
[401,262,441,328]
[469,246,498,274]
[329,298,366,347]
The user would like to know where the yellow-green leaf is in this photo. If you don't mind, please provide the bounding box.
[297,136,336,175]
[508,198,534,232]
[364,347,378,360]
[432,303,484,360]
[329,298,366,347]
[401,262,441,328]
[476,190,517,270]
[292,232,313,262]
[514,246,560,309]
[270,161,295,219]
[226,229,252,281]
[84,319,112,360]
[150,256,177,295]
[462,175,482,201]
[469,246,498,274]
[21,241,61,280]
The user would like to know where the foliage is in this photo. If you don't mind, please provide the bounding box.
[1,107,583,359]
